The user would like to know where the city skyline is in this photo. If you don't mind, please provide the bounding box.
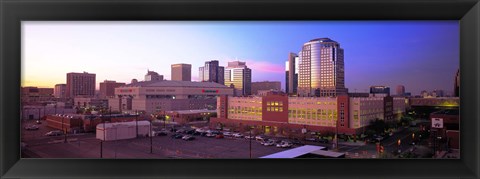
[22,21,459,95]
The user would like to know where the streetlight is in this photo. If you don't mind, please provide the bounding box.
[397,139,401,154]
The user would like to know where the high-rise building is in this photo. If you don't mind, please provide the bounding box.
[251,81,281,95]
[145,70,163,81]
[297,38,346,97]
[99,80,126,98]
[171,63,192,81]
[396,85,405,96]
[66,72,96,98]
[454,68,460,97]
[224,61,252,96]
[199,60,225,84]
[370,86,390,96]
[54,84,67,98]
[285,52,299,95]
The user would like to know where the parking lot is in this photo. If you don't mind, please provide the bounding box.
[22,125,294,158]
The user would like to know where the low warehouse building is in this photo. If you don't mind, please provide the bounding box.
[96,121,151,141]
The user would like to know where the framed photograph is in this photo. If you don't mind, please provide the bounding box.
[1,0,479,178]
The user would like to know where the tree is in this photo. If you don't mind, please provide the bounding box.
[367,119,387,134]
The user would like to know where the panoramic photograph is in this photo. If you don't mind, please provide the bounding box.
[21,21,460,159]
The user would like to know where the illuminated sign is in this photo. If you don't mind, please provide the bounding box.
[202,89,219,93]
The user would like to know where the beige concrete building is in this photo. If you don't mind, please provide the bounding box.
[171,64,191,81]
[108,80,233,115]
[224,61,252,96]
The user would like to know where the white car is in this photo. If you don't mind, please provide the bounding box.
[263,140,276,146]
[276,142,293,148]
[255,135,266,141]
[25,125,39,130]
[244,135,255,139]
[232,133,244,138]
[223,132,233,136]
[45,130,63,136]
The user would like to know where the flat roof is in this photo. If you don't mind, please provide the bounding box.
[431,109,459,115]
[166,109,217,115]
[260,145,325,158]
[123,80,229,88]
[96,121,150,129]
[309,149,345,158]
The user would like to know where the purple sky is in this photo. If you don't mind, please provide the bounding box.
[23,21,459,95]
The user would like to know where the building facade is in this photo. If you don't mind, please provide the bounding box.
[99,80,126,98]
[21,87,55,104]
[224,61,252,96]
[251,81,281,95]
[54,84,67,99]
[199,60,225,84]
[66,72,96,98]
[285,52,299,95]
[171,63,192,81]
[370,86,390,96]
[212,92,406,135]
[396,85,405,96]
[108,80,234,115]
[297,38,346,97]
[145,70,163,81]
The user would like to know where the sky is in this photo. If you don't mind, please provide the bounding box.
[22,21,459,95]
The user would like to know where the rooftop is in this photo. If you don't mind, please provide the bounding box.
[260,145,325,158]
[308,38,337,43]
[122,80,229,88]
[431,109,460,116]
[166,109,217,115]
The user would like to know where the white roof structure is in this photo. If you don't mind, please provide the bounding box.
[96,121,150,129]
[309,149,346,158]
[260,145,325,158]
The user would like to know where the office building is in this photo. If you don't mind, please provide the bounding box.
[297,38,346,97]
[212,92,406,135]
[54,84,67,98]
[396,85,405,96]
[145,70,163,81]
[199,60,225,84]
[224,61,252,96]
[251,81,281,95]
[108,80,234,115]
[370,86,390,96]
[66,72,96,98]
[285,52,299,95]
[171,63,192,81]
[99,80,126,98]
[21,87,55,104]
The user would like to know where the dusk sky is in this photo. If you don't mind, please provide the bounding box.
[22,21,459,95]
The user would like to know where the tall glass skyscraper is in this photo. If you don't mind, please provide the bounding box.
[298,38,346,97]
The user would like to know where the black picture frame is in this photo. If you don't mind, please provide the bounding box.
[1,0,479,178]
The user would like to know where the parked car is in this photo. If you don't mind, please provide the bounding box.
[215,134,224,139]
[223,132,233,137]
[152,130,168,136]
[244,135,255,139]
[291,139,303,145]
[318,138,329,143]
[255,135,266,141]
[36,120,42,124]
[185,129,196,134]
[305,138,318,142]
[176,129,186,134]
[263,140,276,146]
[182,135,195,141]
[171,134,183,139]
[25,125,39,130]
[276,141,293,148]
[232,133,244,138]
[205,133,216,137]
[45,130,63,136]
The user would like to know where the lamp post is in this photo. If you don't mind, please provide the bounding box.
[397,139,401,155]
[135,110,138,138]
[249,126,252,159]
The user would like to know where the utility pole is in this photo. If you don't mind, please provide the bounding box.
[249,126,252,159]
[150,119,153,154]
[135,110,138,138]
